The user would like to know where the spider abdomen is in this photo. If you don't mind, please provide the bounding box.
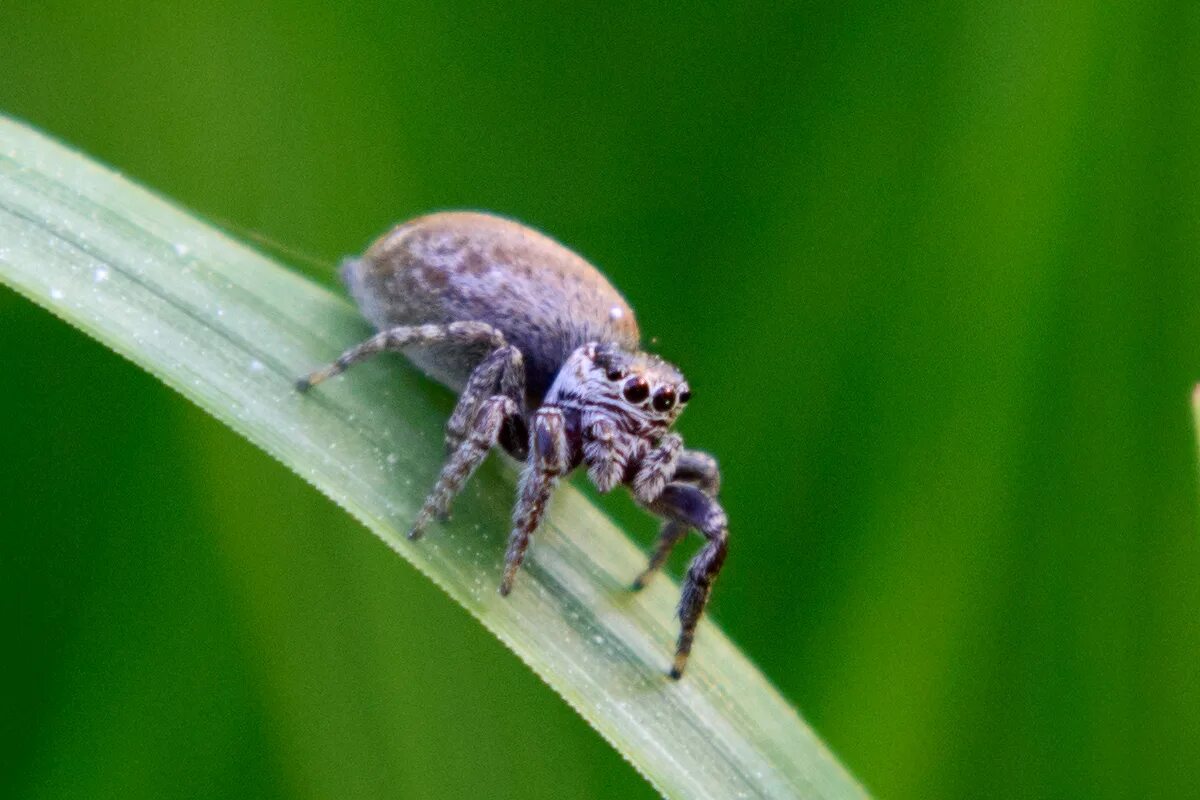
[341,211,640,404]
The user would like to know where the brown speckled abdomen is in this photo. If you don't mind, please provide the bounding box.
[341,212,640,403]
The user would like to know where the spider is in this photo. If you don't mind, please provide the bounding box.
[297,211,727,679]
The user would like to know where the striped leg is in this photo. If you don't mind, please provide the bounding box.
[631,521,688,591]
[444,345,525,454]
[408,395,519,540]
[632,449,721,590]
[295,321,505,391]
[499,407,568,596]
[649,482,729,679]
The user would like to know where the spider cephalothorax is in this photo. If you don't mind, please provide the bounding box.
[568,343,690,422]
[298,212,727,679]
[546,343,690,494]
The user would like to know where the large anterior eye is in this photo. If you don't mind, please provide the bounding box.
[652,385,676,412]
[622,376,650,403]
[677,384,691,404]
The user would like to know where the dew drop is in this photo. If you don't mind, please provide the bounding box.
[248,359,264,373]
[93,267,109,283]
[386,453,399,465]
[608,305,624,321]
[173,242,190,257]
[50,288,64,300]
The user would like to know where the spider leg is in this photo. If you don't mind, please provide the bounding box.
[408,395,519,540]
[445,344,525,455]
[631,520,688,591]
[295,321,505,391]
[499,407,568,595]
[582,414,626,492]
[672,448,721,496]
[632,448,721,590]
[647,481,729,679]
[631,432,683,504]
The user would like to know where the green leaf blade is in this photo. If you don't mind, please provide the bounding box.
[0,116,866,800]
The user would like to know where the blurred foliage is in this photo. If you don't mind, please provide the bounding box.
[2,2,1198,799]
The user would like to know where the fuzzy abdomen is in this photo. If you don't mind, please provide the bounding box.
[341,212,640,403]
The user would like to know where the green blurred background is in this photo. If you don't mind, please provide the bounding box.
[3,3,1198,798]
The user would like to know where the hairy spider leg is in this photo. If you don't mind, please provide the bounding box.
[632,449,721,590]
[632,522,688,591]
[631,432,683,504]
[500,407,568,595]
[296,321,532,537]
[646,480,728,679]
[295,321,506,391]
[445,344,525,455]
[408,395,520,540]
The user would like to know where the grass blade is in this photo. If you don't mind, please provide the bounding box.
[0,116,866,799]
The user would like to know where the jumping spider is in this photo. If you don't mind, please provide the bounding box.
[298,212,727,679]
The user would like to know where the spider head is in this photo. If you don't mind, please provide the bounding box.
[559,342,690,433]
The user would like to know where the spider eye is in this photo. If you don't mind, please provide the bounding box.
[652,386,676,412]
[606,367,624,381]
[622,376,650,403]
[678,385,691,404]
